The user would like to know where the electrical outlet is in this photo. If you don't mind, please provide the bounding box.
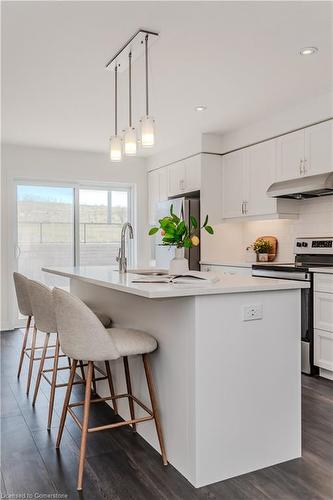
[242,304,263,321]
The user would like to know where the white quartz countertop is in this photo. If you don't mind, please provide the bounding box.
[310,267,333,274]
[43,266,310,299]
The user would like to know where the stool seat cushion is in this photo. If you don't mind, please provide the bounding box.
[106,328,157,356]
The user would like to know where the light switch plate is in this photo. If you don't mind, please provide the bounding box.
[242,304,263,321]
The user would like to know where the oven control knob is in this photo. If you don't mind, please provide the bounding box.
[302,242,308,247]
[296,242,302,247]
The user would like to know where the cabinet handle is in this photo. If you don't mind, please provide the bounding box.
[241,202,244,214]
[303,159,307,175]
[299,159,304,175]
[244,202,248,214]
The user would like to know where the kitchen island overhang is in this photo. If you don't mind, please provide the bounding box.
[43,266,309,488]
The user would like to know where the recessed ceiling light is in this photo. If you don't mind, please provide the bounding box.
[299,47,318,56]
[195,105,207,112]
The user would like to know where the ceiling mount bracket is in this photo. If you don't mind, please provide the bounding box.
[105,29,159,73]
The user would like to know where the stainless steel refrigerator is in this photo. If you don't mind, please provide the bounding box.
[155,196,200,270]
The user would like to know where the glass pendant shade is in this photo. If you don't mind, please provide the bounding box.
[141,115,155,148]
[109,135,122,162]
[124,127,137,156]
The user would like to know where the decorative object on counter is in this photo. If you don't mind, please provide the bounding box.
[245,246,257,263]
[148,204,214,274]
[257,235,278,261]
[253,238,274,262]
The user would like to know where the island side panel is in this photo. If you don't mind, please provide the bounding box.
[70,278,197,484]
[193,288,302,488]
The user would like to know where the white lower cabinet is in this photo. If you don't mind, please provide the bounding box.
[314,273,333,379]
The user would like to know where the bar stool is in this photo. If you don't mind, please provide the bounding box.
[28,279,117,429]
[52,287,167,491]
[13,272,50,394]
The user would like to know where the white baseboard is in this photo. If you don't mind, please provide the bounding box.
[319,368,333,381]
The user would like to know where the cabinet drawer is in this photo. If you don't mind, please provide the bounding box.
[314,273,333,294]
[314,292,333,332]
[314,329,333,371]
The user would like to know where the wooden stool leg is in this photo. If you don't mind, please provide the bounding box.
[79,360,86,381]
[77,360,93,491]
[123,356,136,432]
[26,325,37,394]
[17,315,31,378]
[56,359,77,448]
[47,334,60,430]
[142,354,167,465]
[105,361,118,414]
[32,332,50,406]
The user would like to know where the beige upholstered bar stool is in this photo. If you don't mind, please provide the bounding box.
[28,280,117,430]
[53,287,167,491]
[13,272,56,394]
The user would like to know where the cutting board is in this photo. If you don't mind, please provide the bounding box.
[256,236,278,261]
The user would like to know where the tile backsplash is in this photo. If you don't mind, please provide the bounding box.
[203,197,333,263]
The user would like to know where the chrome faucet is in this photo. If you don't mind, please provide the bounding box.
[116,222,134,273]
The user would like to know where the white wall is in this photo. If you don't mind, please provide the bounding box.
[1,143,149,330]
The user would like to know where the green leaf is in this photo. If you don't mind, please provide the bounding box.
[176,221,186,236]
[148,227,159,236]
[171,213,180,224]
[190,215,198,229]
[203,214,208,227]
[183,237,192,248]
[205,225,214,235]
[170,203,174,216]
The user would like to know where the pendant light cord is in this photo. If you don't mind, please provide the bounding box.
[129,52,132,128]
[114,66,118,136]
[145,34,149,116]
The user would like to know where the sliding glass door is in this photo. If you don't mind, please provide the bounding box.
[79,188,131,266]
[14,182,133,323]
[16,184,75,288]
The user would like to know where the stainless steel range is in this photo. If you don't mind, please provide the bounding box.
[252,237,333,375]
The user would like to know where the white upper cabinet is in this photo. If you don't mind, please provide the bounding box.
[148,168,170,225]
[276,129,305,181]
[222,150,245,218]
[245,140,277,217]
[168,155,201,197]
[148,170,160,225]
[276,120,333,180]
[304,120,333,176]
[222,140,277,219]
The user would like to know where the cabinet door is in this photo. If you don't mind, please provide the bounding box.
[222,150,245,219]
[315,292,333,333]
[305,120,333,176]
[148,170,159,225]
[314,329,333,371]
[158,167,169,201]
[245,140,277,216]
[276,129,304,180]
[185,155,201,192]
[168,163,186,197]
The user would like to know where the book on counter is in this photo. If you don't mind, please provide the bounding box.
[131,271,219,285]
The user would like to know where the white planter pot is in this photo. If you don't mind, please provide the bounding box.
[258,253,269,262]
[169,247,189,275]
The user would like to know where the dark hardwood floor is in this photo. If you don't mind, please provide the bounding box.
[1,329,333,500]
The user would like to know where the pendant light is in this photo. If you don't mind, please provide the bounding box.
[109,66,122,162]
[124,52,137,156]
[140,34,155,148]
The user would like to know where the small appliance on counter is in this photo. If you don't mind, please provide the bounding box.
[252,237,333,375]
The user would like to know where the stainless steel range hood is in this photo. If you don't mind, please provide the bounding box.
[267,172,333,199]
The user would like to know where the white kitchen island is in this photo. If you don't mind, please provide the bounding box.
[43,266,309,488]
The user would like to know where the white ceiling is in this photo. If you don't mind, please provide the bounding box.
[2,1,332,156]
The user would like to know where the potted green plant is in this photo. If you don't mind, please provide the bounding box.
[149,204,214,274]
[252,238,273,262]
